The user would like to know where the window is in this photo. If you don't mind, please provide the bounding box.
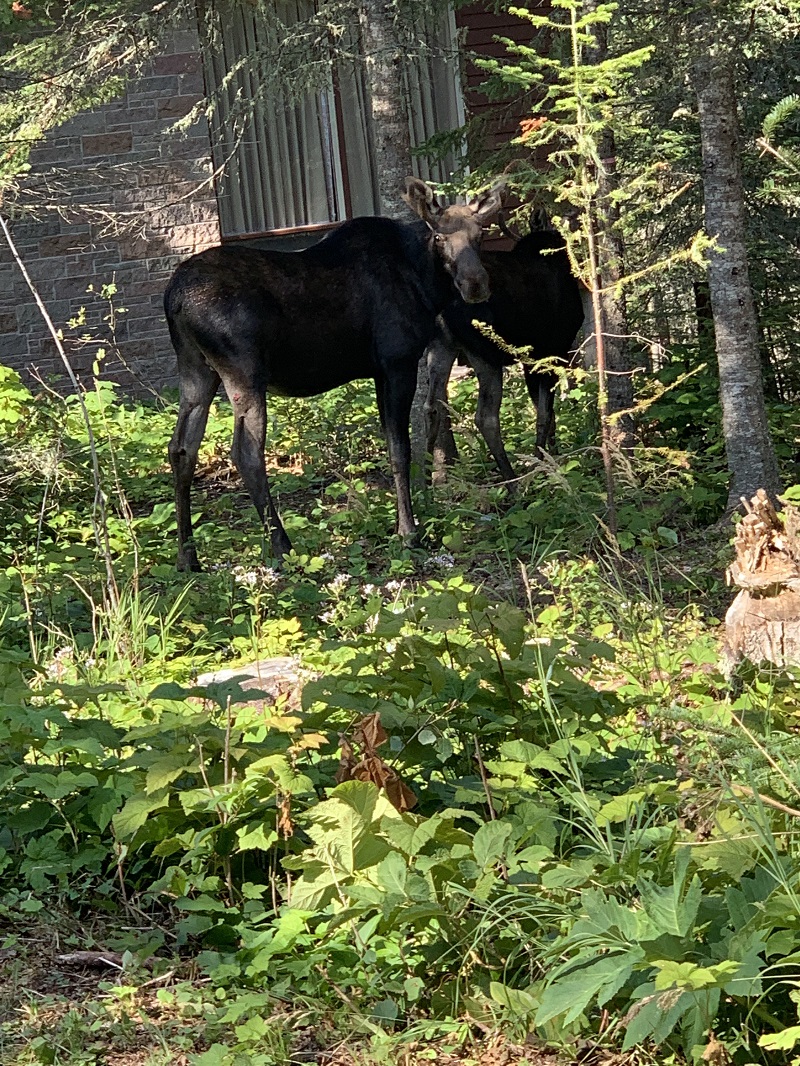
[201,1,465,238]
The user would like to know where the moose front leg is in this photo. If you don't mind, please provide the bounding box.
[471,353,517,483]
[377,368,418,543]
[523,366,558,454]
[424,332,459,484]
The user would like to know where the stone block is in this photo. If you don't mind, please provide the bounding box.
[157,95,203,120]
[153,52,200,76]
[179,73,206,97]
[59,111,108,135]
[128,76,181,98]
[54,275,105,302]
[170,29,201,52]
[0,312,17,334]
[32,257,69,281]
[145,254,185,276]
[0,333,30,361]
[81,132,134,157]
[38,231,91,257]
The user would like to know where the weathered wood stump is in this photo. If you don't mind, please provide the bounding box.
[724,490,800,669]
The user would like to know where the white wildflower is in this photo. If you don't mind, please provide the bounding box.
[45,646,73,680]
[385,579,403,593]
[320,552,334,563]
[319,609,336,624]
[424,552,455,570]
[328,573,349,592]
[362,583,377,597]
[233,564,279,588]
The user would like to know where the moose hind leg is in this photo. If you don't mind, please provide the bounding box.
[226,386,292,560]
[169,360,221,572]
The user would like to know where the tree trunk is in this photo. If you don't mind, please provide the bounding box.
[360,2,429,488]
[359,1,412,221]
[692,54,782,510]
[586,6,637,452]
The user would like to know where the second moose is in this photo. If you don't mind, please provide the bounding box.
[425,217,586,483]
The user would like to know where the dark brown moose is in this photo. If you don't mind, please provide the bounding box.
[425,218,585,483]
[164,177,503,571]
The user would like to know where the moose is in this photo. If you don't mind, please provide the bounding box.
[424,218,585,483]
[164,177,504,571]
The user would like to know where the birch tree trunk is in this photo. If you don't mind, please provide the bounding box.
[692,54,782,510]
[360,1,412,221]
[360,2,429,489]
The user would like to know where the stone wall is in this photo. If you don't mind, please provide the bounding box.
[0,22,220,396]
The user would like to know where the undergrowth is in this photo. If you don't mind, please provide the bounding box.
[2,362,800,1066]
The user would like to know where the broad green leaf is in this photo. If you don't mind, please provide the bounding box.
[25,770,98,800]
[191,1043,231,1065]
[760,1026,800,1051]
[490,981,539,1017]
[146,754,195,794]
[653,959,739,991]
[488,602,527,657]
[113,792,169,839]
[176,894,228,913]
[622,986,688,1050]
[371,998,398,1023]
[376,850,408,896]
[537,956,635,1026]
[578,888,640,942]
[638,850,701,938]
[498,739,564,774]
[596,790,647,826]
[404,976,424,1001]
[237,824,278,851]
[87,787,122,831]
[473,819,512,868]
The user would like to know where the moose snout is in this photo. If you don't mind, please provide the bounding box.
[457,274,491,304]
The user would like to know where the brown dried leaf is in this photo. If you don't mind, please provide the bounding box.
[276,792,293,839]
[352,755,392,788]
[702,1036,730,1066]
[338,715,417,811]
[335,736,356,784]
[353,712,387,753]
[383,770,418,813]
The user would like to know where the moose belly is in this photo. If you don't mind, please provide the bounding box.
[265,333,376,398]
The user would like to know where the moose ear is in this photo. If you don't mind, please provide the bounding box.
[469,183,506,225]
[402,176,439,223]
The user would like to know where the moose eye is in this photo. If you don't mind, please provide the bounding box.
[433,233,445,244]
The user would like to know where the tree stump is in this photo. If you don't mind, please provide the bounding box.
[724,490,800,670]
